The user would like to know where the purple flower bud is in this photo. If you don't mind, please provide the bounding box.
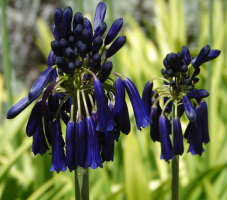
[200,100,210,144]
[65,121,76,171]
[204,50,221,62]
[50,120,67,173]
[101,129,115,162]
[182,46,191,66]
[84,18,93,41]
[56,57,71,74]
[75,120,87,168]
[186,89,209,99]
[99,61,113,83]
[193,45,210,69]
[163,58,170,70]
[187,107,204,156]
[82,28,92,52]
[52,23,60,41]
[123,77,151,130]
[94,22,107,39]
[92,36,103,54]
[90,53,101,67]
[26,100,42,137]
[159,115,174,162]
[6,95,32,119]
[150,106,161,142]
[142,80,153,116]
[32,118,49,156]
[74,12,84,27]
[106,36,126,58]
[173,118,184,155]
[105,18,123,45]
[85,117,103,169]
[47,50,56,68]
[94,2,107,31]
[61,7,73,39]
[120,101,131,135]
[54,7,63,39]
[51,40,62,57]
[113,77,126,128]
[28,67,54,101]
[182,95,197,122]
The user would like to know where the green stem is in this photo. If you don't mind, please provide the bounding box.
[171,101,179,200]
[1,0,12,108]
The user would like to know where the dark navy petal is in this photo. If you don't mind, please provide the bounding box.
[26,100,42,137]
[186,89,209,99]
[6,95,32,119]
[105,18,123,45]
[94,2,107,31]
[47,50,56,68]
[106,36,126,58]
[54,7,63,39]
[187,107,204,156]
[182,46,191,66]
[150,106,161,142]
[75,120,87,168]
[182,95,197,122]
[84,18,93,41]
[99,61,113,83]
[92,36,103,54]
[32,118,49,156]
[94,79,114,132]
[120,101,131,135]
[61,7,73,39]
[50,120,67,173]
[113,77,126,128]
[48,92,60,116]
[173,118,184,155]
[65,121,76,171]
[142,80,153,116]
[159,115,174,162]
[123,77,151,130]
[85,117,103,169]
[28,67,54,101]
[74,12,84,27]
[101,129,115,162]
[193,45,210,69]
[52,23,60,41]
[82,28,92,52]
[94,22,107,39]
[200,100,210,144]
[204,50,221,62]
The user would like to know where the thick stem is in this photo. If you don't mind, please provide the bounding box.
[171,102,179,200]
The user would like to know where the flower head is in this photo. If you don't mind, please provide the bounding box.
[143,45,220,161]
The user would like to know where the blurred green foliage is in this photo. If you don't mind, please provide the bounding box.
[0,0,226,199]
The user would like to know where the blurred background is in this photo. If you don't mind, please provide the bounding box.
[0,0,226,199]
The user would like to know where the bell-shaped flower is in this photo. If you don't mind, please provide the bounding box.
[50,120,67,173]
[101,129,115,162]
[159,115,175,162]
[200,100,210,144]
[142,80,153,116]
[75,120,87,168]
[120,101,131,135]
[6,95,32,119]
[85,117,103,169]
[123,77,151,130]
[150,106,161,142]
[173,118,184,155]
[182,95,197,122]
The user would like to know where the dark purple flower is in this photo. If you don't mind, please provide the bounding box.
[173,118,184,155]
[61,7,73,39]
[204,50,221,62]
[94,22,107,39]
[99,61,113,83]
[94,2,107,31]
[50,120,67,173]
[182,46,191,66]
[85,117,103,169]
[192,45,210,69]
[200,100,210,144]
[75,120,87,168]
[186,89,209,99]
[94,79,114,132]
[6,95,32,119]
[26,100,42,137]
[105,18,123,45]
[101,129,115,162]
[106,36,126,58]
[182,95,197,122]
[123,77,151,130]
[28,67,54,101]
[65,121,76,171]
[52,23,60,41]
[54,7,63,39]
[142,80,153,116]
[159,115,174,162]
[31,118,49,156]
[84,18,93,42]
[150,106,161,142]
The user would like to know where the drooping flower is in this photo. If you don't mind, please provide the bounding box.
[143,45,220,161]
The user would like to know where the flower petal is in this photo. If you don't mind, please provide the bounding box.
[186,89,209,99]
[182,95,197,122]
[94,2,107,31]
[142,80,153,116]
[106,36,126,58]
[182,46,191,66]
[173,118,184,155]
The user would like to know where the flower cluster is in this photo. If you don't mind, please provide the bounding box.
[142,45,221,162]
[6,2,150,173]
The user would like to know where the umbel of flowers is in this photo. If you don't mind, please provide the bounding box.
[142,45,221,162]
[6,2,151,173]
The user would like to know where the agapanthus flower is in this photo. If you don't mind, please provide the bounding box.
[6,2,149,172]
[143,45,221,162]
